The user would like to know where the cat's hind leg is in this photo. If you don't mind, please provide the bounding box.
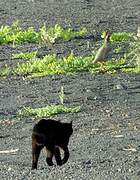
[61,146,70,165]
[54,147,62,166]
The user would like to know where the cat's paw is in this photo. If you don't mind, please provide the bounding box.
[46,158,54,166]
[57,161,63,166]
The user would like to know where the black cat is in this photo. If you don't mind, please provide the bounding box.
[32,118,73,169]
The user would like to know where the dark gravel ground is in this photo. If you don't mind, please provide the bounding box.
[0,0,140,179]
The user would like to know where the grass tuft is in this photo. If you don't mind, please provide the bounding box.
[12,51,37,60]
[0,65,10,76]
[110,32,134,42]
[17,105,80,117]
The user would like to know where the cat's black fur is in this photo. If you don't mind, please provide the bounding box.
[32,118,73,169]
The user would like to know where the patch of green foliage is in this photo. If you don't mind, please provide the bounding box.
[0,21,87,45]
[0,21,38,45]
[17,86,80,118]
[2,47,139,78]
[11,51,131,77]
[122,40,140,72]
[100,31,140,72]
[90,58,127,73]
[122,66,140,73]
[17,105,80,117]
[0,31,139,78]
[0,65,10,76]
[13,52,94,77]
[12,51,37,60]
[110,32,134,42]
[40,24,87,44]
[129,41,140,66]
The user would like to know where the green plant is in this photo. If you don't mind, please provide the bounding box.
[110,32,133,42]
[122,66,140,73]
[12,52,94,77]
[40,24,63,44]
[1,31,139,78]
[59,86,65,105]
[39,24,87,44]
[17,83,80,118]
[17,105,80,117]
[90,58,127,73]
[0,65,10,76]
[0,21,87,45]
[0,21,39,45]
[2,45,139,78]
[12,51,37,60]
[129,41,140,67]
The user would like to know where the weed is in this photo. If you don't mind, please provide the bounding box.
[17,105,80,117]
[0,21,39,45]
[17,83,80,118]
[110,32,133,42]
[90,58,126,73]
[2,47,139,78]
[59,86,65,105]
[0,65,10,76]
[129,41,140,67]
[12,51,37,60]
[12,52,94,77]
[121,40,140,72]
[121,67,140,73]
[0,31,139,77]
[0,21,87,45]
[40,24,87,44]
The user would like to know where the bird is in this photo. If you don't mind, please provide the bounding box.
[93,31,111,64]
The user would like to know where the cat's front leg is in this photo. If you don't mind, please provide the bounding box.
[45,147,54,166]
[32,137,43,169]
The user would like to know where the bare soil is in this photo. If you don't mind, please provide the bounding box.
[0,0,140,179]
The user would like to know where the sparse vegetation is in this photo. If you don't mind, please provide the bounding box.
[0,65,10,76]
[0,21,38,45]
[0,21,87,45]
[121,40,140,72]
[12,51,37,60]
[11,52,94,78]
[40,24,87,44]
[90,58,127,73]
[17,105,80,117]
[17,84,80,118]
[0,30,139,78]
[110,32,134,42]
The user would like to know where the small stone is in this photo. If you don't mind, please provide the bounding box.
[8,167,12,171]
[85,160,91,165]
[94,96,97,100]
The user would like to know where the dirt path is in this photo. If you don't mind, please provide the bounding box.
[0,0,140,179]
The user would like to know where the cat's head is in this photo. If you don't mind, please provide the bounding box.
[63,120,73,136]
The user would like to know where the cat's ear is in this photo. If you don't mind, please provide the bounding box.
[70,120,73,126]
